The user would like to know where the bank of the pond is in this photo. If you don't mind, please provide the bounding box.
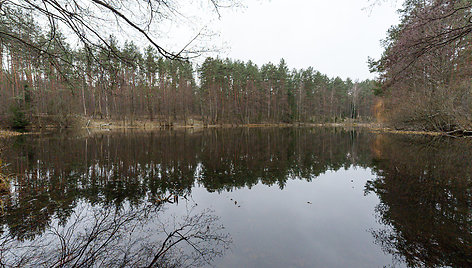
[2,118,467,138]
[80,120,387,134]
[0,174,8,193]
[0,130,24,138]
[369,127,472,138]
[82,120,457,137]
[0,155,9,194]
[84,118,298,130]
[369,127,444,136]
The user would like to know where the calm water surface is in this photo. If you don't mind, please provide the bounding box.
[0,128,470,267]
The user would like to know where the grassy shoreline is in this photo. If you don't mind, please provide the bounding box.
[80,119,455,137]
[0,119,463,138]
[0,173,9,193]
[0,130,25,138]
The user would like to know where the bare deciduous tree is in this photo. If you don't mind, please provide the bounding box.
[0,0,237,62]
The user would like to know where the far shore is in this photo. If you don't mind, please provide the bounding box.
[0,119,464,138]
[0,130,25,138]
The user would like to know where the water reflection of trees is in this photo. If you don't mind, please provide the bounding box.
[366,135,472,267]
[2,128,471,267]
[0,201,230,267]
[0,128,372,241]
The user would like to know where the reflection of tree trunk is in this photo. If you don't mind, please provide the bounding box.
[0,41,3,86]
[366,134,472,268]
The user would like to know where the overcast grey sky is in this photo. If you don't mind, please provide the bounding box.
[212,0,402,80]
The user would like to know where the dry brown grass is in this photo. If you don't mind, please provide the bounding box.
[0,174,8,193]
[0,130,23,138]
[0,146,9,194]
[82,119,451,137]
[0,160,9,194]
[369,127,444,136]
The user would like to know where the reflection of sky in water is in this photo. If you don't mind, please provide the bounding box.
[180,166,400,268]
[1,198,230,267]
[1,129,470,267]
[3,166,399,267]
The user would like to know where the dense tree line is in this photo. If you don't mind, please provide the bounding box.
[0,11,376,128]
[199,58,375,124]
[372,0,472,132]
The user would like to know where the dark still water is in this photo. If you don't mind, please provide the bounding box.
[0,128,470,267]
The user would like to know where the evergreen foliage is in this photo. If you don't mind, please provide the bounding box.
[0,6,377,126]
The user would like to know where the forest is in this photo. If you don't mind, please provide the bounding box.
[0,4,377,129]
[0,0,471,133]
[0,2,471,267]
[371,0,472,133]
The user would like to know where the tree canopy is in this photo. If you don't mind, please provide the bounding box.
[0,0,237,62]
[371,0,472,132]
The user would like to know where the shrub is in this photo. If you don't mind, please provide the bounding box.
[9,104,30,130]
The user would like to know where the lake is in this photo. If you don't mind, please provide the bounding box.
[0,127,470,267]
